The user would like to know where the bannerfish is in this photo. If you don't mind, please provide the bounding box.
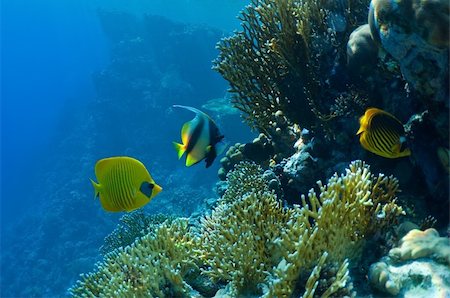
[173,105,226,167]
[357,107,411,158]
[90,156,162,212]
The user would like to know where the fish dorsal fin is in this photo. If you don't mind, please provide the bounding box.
[173,104,203,115]
[174,104,214,123]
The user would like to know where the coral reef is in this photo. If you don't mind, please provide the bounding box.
[70,161,404,297]
[266,160,404,296]
[369,228,450,296]
[69,219,200,297]
[100,210,175,255]
[214,0,370,134]
[217,111,303,180]
[63,1,449,297]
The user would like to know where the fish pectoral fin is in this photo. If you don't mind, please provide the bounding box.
[173,142,186,159]
[90,179,101,199]
[186,153,201,167]
[215,141,228,156]
[356,127,364,135]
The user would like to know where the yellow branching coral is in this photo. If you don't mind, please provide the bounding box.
[220,161,268,205]
[199,191,296,295]
[214,0,369,133]
[70,161,403,297]
[100,211,175,256]
[266,160,404,296]
[69,219,198,297]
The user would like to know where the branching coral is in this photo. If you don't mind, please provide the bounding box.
[219,161,269,205]
[100,210,175,255]
[266,160,404,296]
[200,190,294,295]
[69,219,199,297]
[214,0,369,133]
[70,161,404,297]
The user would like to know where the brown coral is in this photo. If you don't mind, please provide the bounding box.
[214,0,370,134]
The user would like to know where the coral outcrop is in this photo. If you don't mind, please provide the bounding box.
[346,24,378,78]
[369,0,449,100]
[369,228,450,296]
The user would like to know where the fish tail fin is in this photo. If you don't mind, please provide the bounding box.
[90,179,101,199]
[172,142,186,159]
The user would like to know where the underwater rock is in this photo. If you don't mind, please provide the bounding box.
[217,136,275,181]
[347,24,379,78]
[369,0,449,101]
[280,142,318,197]
[369,228,450,296]
[404,111,449,215]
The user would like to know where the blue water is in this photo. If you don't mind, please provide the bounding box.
[1,0,251,296]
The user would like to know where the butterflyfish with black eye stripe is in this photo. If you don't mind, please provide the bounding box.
[90,156,162,212]
[357,108,411,158]
[173,105,226,168]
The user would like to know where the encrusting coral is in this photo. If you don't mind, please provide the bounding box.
[69,161,404,297]
[389,228,450,265]
[369,228,450,296]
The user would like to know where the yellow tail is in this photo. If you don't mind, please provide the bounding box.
[172,142,186,159]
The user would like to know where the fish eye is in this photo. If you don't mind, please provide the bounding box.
[139,182,154,198]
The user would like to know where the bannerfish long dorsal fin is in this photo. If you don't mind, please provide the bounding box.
[173,104,203,115]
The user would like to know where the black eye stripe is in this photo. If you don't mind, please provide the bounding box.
[139,182,154,198]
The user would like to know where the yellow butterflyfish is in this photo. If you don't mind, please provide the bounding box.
[357,108,411,158]
[90,156,162,212]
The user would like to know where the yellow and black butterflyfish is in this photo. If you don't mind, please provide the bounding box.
[90,156,162,212]
[173,105,226,168]
[357,107,411,158]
